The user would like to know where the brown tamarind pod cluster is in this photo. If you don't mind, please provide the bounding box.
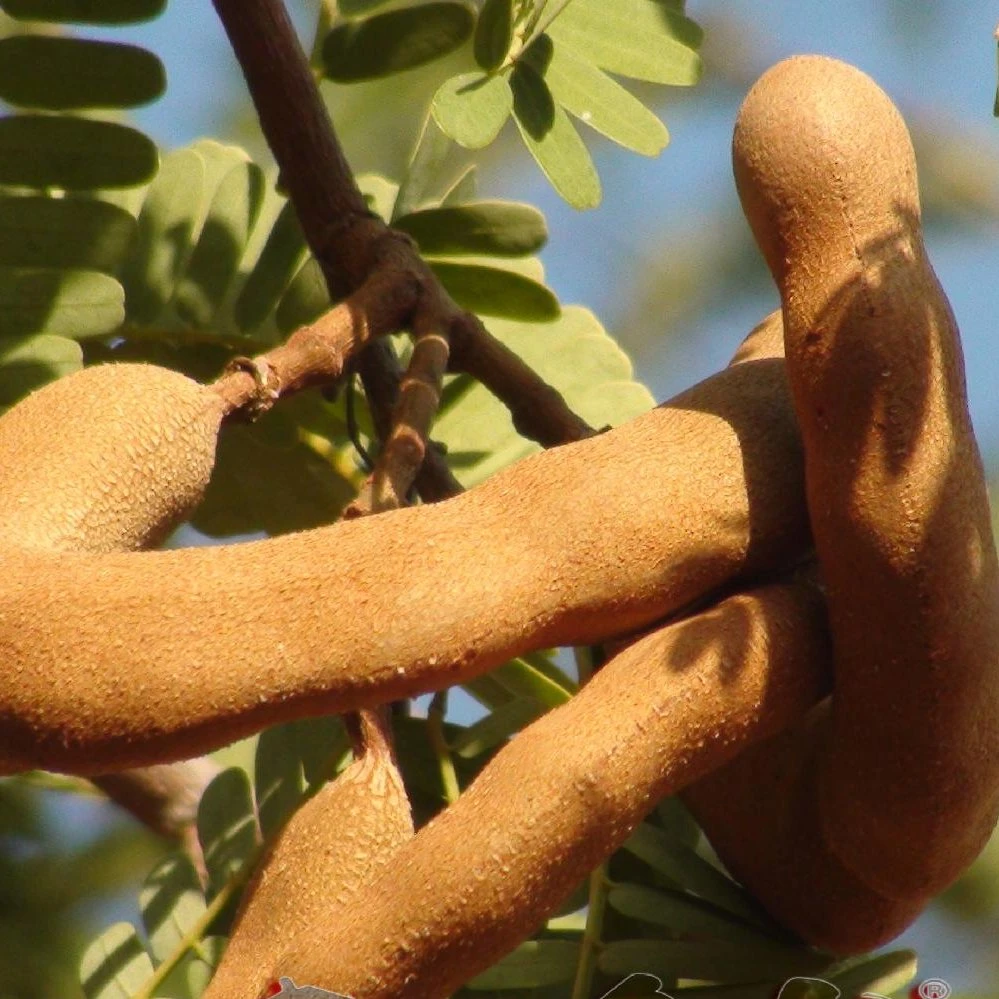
[0,314,809,774]
[685,54,999,951]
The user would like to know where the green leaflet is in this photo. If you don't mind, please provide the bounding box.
[826,950,918,997]
[0,196,135,273]
[322,3,475,82]
[0,115,158,190]
[432,70,513,150]
[197,767,258,902]
[475,0,515,71]
[120,148,206,324]
[546,0,703,86]
[430,258,559,320]
[0,334,81,408]
[172,159,265,329]
[597,939,830,986]
[433,304,653,488]
[139,856,208,964]
[524,35,669,156]
[79,923,155,999]
[510,61,601,210]
[395,201,547,256]
[0,268,123,339]
[0,36,165,110]
[0,0,165,23]
[467,939,581,990]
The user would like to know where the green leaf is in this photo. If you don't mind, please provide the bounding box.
[441,164,478,205]
[0,115,158,189]
[433,305,652,486]
[475,0,514,71]
[525,36,668,156]
[607,884,789,947]
[0,37,165,110]
[79,923,154,999]
[274,256,334,333]
[433,71,513,149]
[0,334,81,408]
[233,198,309,333]
[449,698,548,757]
[173,159,265,328]
[197,767,258,901]
[1,0,165,22]
[827,950,918,997]
[547,0,702,85]
[255,724,307,839]
[139,855,207,963]
[430,259,559,320]
[0,268,123,339]
[393,113,454,220]
[510,61,600,209]
[322,3,475,82]
[338,0,395,12]
[489,654,575,706]
[466,939,580,990]
[598,939,830,986]
[192,393,358,538]
[121,147,206,324]
[0,196,135,273]
[621,824,771,927]
[395,201,547,257]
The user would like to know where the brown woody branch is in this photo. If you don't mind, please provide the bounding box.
[211,0,595,451]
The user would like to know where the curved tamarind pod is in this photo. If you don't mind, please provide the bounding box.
[266,579,830,999]
[0,321,807,774]
[704,55,999,913]
[204,711,413,999]
[0,363,225,554]
[0,364,228,839]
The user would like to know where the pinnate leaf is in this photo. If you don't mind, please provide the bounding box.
[433,71,513,149]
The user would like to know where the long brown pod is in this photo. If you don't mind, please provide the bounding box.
[685,54,999,952]
[263,578,828,999]
[0,320,806,774]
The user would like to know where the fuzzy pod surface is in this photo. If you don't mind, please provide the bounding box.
[693,53,999,927]
[0,323,808,774]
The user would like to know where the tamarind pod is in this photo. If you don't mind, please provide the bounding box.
[0,319,807,774]
[204,710,413,999]
[0,363,225,554]
[260,579,829,998]
[731,56,999,902]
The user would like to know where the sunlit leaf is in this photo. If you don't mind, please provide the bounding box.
[139,855,207,962]
[395,201,547,256]
[0,196,135,273]
[0,334,81,408]
[510,61,600,209]
[525,36,668,156]
[430,259,559,319]
[1,0,165,22]
[79,923,154,999]
[393,113,454,220]
[466,939,580,989]
[0,115,157,189]
[0,37,165,110]
[433,305,652,486]
[475,0,514,71]
[121,147,206,324]
[432,70,513,149]
[255,723,307,838]
[547,0,702,85]
[173,159,265,328]
[322,3,475,82]
[827,950,918,997]
[197,767,258,901]
[0,268,124,339]
[274,256,334,333]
